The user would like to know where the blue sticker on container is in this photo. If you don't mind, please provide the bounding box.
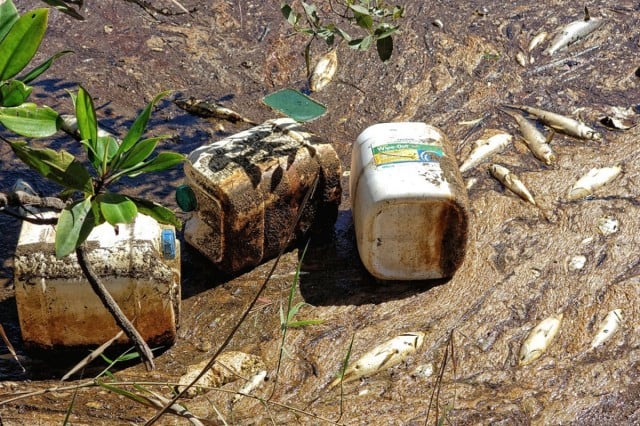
[161,229,176,260]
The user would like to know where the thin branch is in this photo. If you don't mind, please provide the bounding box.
[75,245,155,370]
[0,191,66,211]
[61,330,125,381]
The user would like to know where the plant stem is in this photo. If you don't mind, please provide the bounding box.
[75,245,155,371]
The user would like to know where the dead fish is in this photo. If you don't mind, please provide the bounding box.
[489,164,537,205]
[466,177,479,190]
[564,254,586,272]
[597,216,619,236]
[177,351,266,397]
[174,97,257,124]
[231,370,268,405]
[528,31,548,52]
[459,130,513,173]
[567,165,622,200]
[501,108,556,165]
[544,7,604,56]
[599,106,637,130]
[519,313,563,366]
[309,49,338,92]
[600,116,635,130]
[590,309,623,349]
[516,50,528,67]
[329,331,425,389]
[505,104,602,141]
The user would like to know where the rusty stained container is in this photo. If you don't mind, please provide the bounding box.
[350,122,469,280]
[184,118,342,274]
[13,213,180,351]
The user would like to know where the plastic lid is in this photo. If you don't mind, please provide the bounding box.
[176,184,197,212]
[262,88,327,122]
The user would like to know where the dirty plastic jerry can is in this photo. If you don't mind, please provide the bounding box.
[350,122,469,280]
[14,213,180,351]
[183,118,342,274]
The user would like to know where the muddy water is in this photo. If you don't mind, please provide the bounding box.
[1,0,640,424]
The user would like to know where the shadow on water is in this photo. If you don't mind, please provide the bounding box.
[298,210,449,306]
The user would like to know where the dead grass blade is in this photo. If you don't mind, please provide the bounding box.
[337,333,355,423]
[425,330,457,426]
[0,323,25,373]
[61,331,124,381]
[1,379,343,425]
[98,382,207,426]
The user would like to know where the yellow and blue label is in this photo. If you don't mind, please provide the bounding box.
[372,142,444,166]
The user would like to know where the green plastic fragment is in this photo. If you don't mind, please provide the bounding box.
[175,184,197,212]
[262,88,327,122]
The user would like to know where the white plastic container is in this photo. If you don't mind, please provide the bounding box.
[350,122,469,280]
[183,118,342,274]
[14,213,180,350]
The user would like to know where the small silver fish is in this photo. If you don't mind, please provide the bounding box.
[505,104,602,141]
[544,7,604,56]
[309,49,338,92]
[177,351,266,397]
[231,370,268,405]
[489,164,536,205]
[329,331,425,389]
[528,31,548,52]
[519,313,563,366]
[597,216,619,236]
[516,51,528,67]
[459,130,513,173]
[174,97,257,124]
[590,309,623,349]
[501,108,556,165]
[567,165,622,200]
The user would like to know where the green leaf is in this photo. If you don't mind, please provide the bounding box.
[95,135,119,168]
[66,89,77,108]
[301,2,319,26]
[129,196,181,229]
[287,301,306,321]
[0,8,48,80]
[287,319,325,328]
[348,35,373,51]
[353,12,373,31]
[374,23,399,40]
[7,140,94,193]
[75,86,98,152]
[0,80,32,107]
[55,198,94,258]
[348,4,370,16]
[333,26,352,42]
[90,197,105,226]
[0,1,19,43]
[97,192,137,225]
[376,34,393,62]
[119,90,171,156]
[392,5,404,19]
[0,103,59,137]
[317,26,335,45]
[126,152,184,177]
[281,3,298,26]
[97,382,151,406]
[117,137,160,170]
[40,0,84,20]
[20,49,73,84]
